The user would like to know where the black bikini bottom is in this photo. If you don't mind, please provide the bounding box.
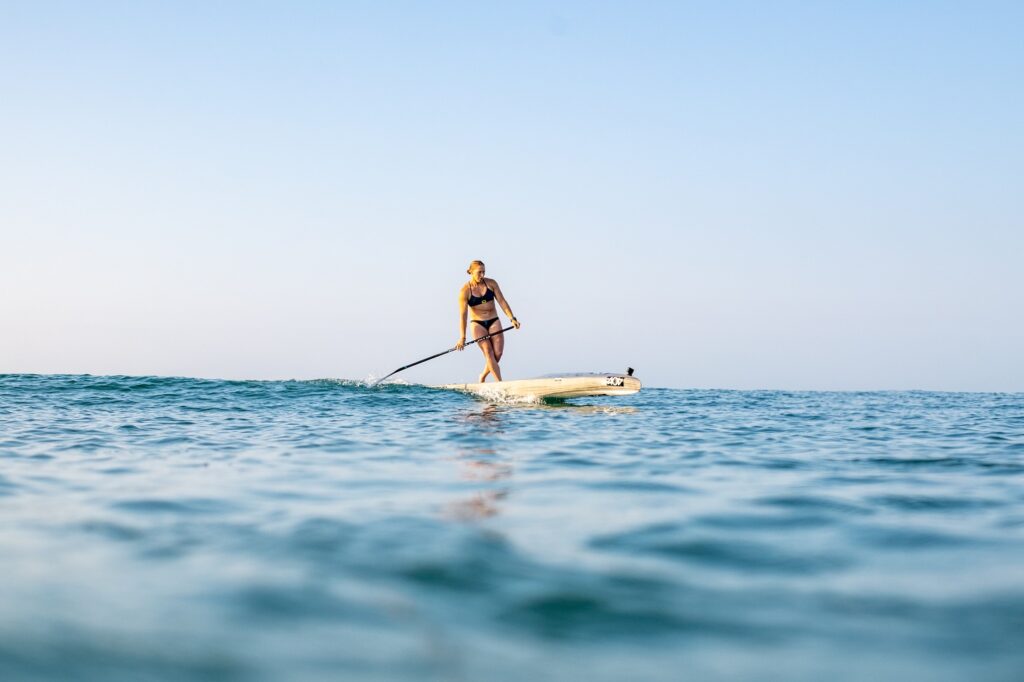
[471,317,500,333]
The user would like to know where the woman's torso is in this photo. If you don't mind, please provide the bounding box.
[465,278,497,320]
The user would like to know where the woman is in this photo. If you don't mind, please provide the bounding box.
[456,260,520,382]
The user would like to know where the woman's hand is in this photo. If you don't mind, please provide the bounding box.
[512,317,521,330]
[455,336,466,351]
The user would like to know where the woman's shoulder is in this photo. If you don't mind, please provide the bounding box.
[484,277,498,288]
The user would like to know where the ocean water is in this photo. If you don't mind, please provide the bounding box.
[1,374,1022,682]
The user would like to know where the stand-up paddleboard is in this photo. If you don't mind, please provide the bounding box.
[437,371,641,400]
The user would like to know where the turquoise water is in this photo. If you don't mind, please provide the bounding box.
[2,374,1023,681]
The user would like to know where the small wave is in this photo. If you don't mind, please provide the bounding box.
[111,498,239,516]
[593,524,853,575]
[866,494,1003,512]
[847,524,987,550]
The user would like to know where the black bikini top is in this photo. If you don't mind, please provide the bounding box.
[467,282,495,307]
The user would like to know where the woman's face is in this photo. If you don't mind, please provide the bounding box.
[471,265,485,281]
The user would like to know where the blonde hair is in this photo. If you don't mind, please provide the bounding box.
[466,260,485,275]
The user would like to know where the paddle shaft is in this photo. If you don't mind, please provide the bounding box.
[375,325,515,384]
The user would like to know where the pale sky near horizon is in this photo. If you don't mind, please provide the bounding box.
[2,1,1022,391]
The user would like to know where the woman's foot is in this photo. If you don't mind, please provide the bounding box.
[478,370,490,383]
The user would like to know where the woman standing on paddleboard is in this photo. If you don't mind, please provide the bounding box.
[456,260,520,382]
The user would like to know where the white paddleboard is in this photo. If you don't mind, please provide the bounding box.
[436,372,641,400]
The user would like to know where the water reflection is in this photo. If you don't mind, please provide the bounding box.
[445,405,513,521]
[442,402,639,521]
[457,403,508,429]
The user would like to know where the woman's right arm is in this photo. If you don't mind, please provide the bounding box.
[456,287,468,350]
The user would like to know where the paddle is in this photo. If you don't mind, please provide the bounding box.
[373,325,516,385]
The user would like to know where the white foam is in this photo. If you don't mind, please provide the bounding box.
[363,373,414,388]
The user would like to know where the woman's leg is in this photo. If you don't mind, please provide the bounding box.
[489,319,505,363]
[472,323,502,382]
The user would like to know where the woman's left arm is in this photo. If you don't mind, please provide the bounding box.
[491,280,521,329]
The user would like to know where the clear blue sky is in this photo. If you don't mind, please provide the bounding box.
[2,1,1021,390]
